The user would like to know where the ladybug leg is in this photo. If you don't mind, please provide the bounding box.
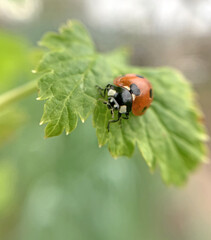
[119,113,129,128]
[122,113,129,120]
[98,98,108,104]
[98,99,113,113]
[107,112,121,132]
[111,109,114,118]
[96,84,112,98]
[95,85,105,97]
[104,84,112,97]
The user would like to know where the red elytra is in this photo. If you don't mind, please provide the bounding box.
[113,74,153,116]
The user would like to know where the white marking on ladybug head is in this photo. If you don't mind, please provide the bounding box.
[123,86,130,90]
[119,105,127,114]
[114,104,119,109]
[108,89,116,96]
[132,94,136,101]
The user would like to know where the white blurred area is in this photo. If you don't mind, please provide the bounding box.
[0,0,42,22]
[85,0,211,36]
[0,0,210,86]
[0,0,210,84]
[1,0,211,36]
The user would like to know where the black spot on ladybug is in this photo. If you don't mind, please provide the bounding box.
[142,106,147,112]
[149,88,153,98]
[136,75,144,78]
[130,83,140,96]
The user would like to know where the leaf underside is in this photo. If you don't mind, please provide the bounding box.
[37,20,207,185]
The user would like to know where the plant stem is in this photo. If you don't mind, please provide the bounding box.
[0,80,38,110]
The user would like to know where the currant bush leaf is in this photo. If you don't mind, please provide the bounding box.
[37,21,112,137]
[94,67,208,185]
[37,20,207,184]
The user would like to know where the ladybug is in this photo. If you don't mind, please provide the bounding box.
[96,74,153,131]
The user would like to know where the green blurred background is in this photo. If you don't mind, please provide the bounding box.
[0,0,211,239]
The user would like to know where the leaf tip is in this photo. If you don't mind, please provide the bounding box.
[81,119,85,123]
[66,131,70,136]
[99,144,102,148]
[36,97,41,101]
[31,69,37,74]
[39,121,44,126]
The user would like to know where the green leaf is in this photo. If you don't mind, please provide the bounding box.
[37,21,112,137]
[37,20,207,185]
[94,67,208,185]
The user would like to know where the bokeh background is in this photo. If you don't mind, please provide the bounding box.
[0,0,211,239]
